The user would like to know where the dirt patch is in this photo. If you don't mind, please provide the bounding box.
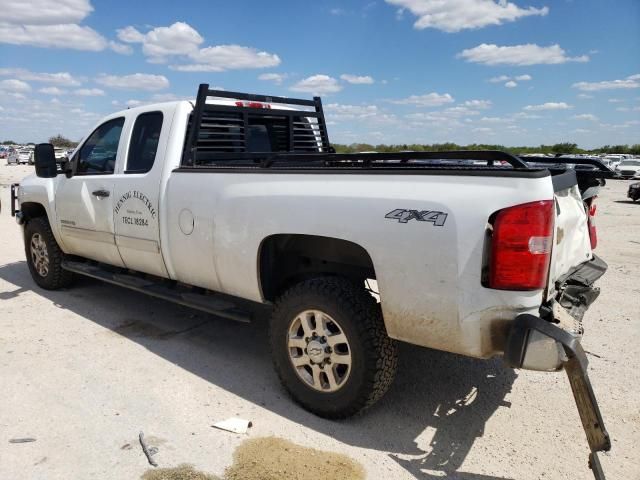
[141,437,363,480]
[224,436,365,480]
[141,464,221,480]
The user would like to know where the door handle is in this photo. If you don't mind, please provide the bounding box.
[92,189,110,198]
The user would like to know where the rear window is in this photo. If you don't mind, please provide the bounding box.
[126,111,163,174]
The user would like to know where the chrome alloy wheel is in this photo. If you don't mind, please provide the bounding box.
[30,233,49,277]
[287,310,352,393]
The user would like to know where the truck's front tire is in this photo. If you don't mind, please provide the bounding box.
[24,217,73,290]
[269,277,398,418]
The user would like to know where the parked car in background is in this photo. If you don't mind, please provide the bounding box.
[6,148,19,165]
[54,148,68,165]
[15,149,32,165]
[615,159,640,178]
[628,182,640,202]
[602,155,626,169]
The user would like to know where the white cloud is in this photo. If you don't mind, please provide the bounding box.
[489,73,531,87]
[1,0,93,25]
[174,45,281,72]
[391,92,454,107]
[95,73,169,91]
[290,75,342,94]
[116,25,145,43]
[258,73,288,85]
[340,74,375,84]
[577,94,593,99]
[117,22,203,62]
[463,99,492,109]
[386,0,548,32]
[572,114,598,121]
[0,0,128,53]
[459,43,589,66]
[0,79,32,92]
[489,75,510,83]
[0,68,82,86]
[524,102,572,111]
[109,40,132,55]
[572,74,640,91]
[608,98,623,103]
[443,106,480,116]
[125,99,143,107]
[39,86,67,95]
[0,23,107,50]
[471,127,494,134]
[326,103,379,119]
[479,116,513,124]
[118,22,280,71]
[74,88,104,96]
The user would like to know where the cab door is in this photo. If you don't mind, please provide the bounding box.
[112,110,169,278]
[55,117,126,267]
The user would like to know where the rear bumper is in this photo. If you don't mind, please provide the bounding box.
[504,314,610,479]
[504,255,610,479]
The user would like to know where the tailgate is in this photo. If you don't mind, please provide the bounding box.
[547,170,593,299]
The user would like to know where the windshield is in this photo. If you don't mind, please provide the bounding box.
[620,160,640,167]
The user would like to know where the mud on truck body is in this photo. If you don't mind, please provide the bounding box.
[9,84,616,478]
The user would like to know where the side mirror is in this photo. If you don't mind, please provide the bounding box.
[34,143,58,178]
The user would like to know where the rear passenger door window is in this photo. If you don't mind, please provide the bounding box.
[76,117,125,175]
[126,111,163,174]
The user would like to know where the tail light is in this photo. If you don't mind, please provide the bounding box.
[488,200,555,290]
[586,197,597,250]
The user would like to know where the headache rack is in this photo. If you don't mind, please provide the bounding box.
[182,84,331,166]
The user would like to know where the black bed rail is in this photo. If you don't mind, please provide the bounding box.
[182,150,531,169]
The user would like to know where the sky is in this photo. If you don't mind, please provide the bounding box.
[0,0,639,148]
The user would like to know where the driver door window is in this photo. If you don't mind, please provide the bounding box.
[76,117,125,175]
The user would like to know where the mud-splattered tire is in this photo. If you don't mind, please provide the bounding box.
[24,217,73,290]
[269,277,398,418]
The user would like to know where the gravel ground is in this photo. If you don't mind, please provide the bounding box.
[0,162,638,480]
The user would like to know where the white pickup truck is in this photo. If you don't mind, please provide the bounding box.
[9,85,614,478]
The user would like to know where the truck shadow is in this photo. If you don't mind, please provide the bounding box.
[0,261,516,480]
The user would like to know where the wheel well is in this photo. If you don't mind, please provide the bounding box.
[21,202,47,221]
[259,234,376,301]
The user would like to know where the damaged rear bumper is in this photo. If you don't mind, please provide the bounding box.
[504,255,610,480]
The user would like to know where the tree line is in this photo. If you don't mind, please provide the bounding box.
[333,142,640,155]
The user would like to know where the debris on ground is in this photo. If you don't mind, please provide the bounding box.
[224,436,365,480]
[141,464,221,480]
[9,438,36,443]
[139,431,159,467]
[211,418,252,434]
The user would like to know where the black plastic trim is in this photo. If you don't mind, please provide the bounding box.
[551,169,578,192]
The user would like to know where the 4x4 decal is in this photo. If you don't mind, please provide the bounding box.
[385,209,448,226]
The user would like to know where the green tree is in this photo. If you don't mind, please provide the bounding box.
[551,143,578,154]
[48,134,77,148]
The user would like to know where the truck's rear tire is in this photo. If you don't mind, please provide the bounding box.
[24,217,73,290]
[269,277,397,418]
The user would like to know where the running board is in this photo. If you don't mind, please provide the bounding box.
[61,260,254,323]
